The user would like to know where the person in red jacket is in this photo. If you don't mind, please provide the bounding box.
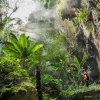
[84,72,89,87]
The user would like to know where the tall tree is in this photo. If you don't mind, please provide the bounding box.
[0,0,21,42]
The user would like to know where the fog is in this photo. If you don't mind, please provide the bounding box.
[7,0,57,40]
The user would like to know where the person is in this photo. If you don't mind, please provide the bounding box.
[83,72,89,87]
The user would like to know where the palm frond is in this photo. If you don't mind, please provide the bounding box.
[19,34,28,49]
[28,43,43,55]
[10,38,22,54]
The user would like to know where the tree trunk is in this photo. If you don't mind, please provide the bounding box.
[20,58,26,68]
[35,66,43,100]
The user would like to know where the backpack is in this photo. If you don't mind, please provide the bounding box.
[86,75,89,81]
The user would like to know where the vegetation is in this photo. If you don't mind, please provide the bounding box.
[56,0,66,17]
[60,84,100,100]
[0,0,100,100]
[41,0,57,8]
[74,9,89,24]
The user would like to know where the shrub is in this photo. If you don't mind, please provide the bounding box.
[41,74,62,99]
[0,57,29,85]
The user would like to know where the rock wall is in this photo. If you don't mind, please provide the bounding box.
[0,80,38,100]
[79,0,100,82]
[58,0,100,83]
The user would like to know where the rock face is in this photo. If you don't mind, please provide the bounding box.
[59,0,82,20]
[58,0,100,82]
[0,57,38,100]
[66,85,100,100]
[70,89,100,100]
[78,0,100,82]
[0,81,38,100]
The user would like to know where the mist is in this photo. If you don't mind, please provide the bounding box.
[8,0,57,41]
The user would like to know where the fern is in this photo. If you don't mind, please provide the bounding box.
[74,9,88,24]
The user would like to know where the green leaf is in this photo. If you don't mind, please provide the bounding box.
[9,71,22,77]
[28,43,43,55]
[10,33,18,40]
[19,34,28,49]
[4,42,13,46]
[10,38,22,54]
[80,55,88,66]
[2,48,11,56]
[74,56,80,69]
[2,47,21,57]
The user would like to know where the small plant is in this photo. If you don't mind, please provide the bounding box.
[74,9,89,24]
[67,55,88,88]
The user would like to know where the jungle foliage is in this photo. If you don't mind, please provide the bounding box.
[0,0,94,100]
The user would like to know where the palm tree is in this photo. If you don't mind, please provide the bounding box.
[2,33,43,100]
[3,33,43,67]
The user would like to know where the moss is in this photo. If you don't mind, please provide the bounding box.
[64,84,100,100]
[0,81,38,100]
